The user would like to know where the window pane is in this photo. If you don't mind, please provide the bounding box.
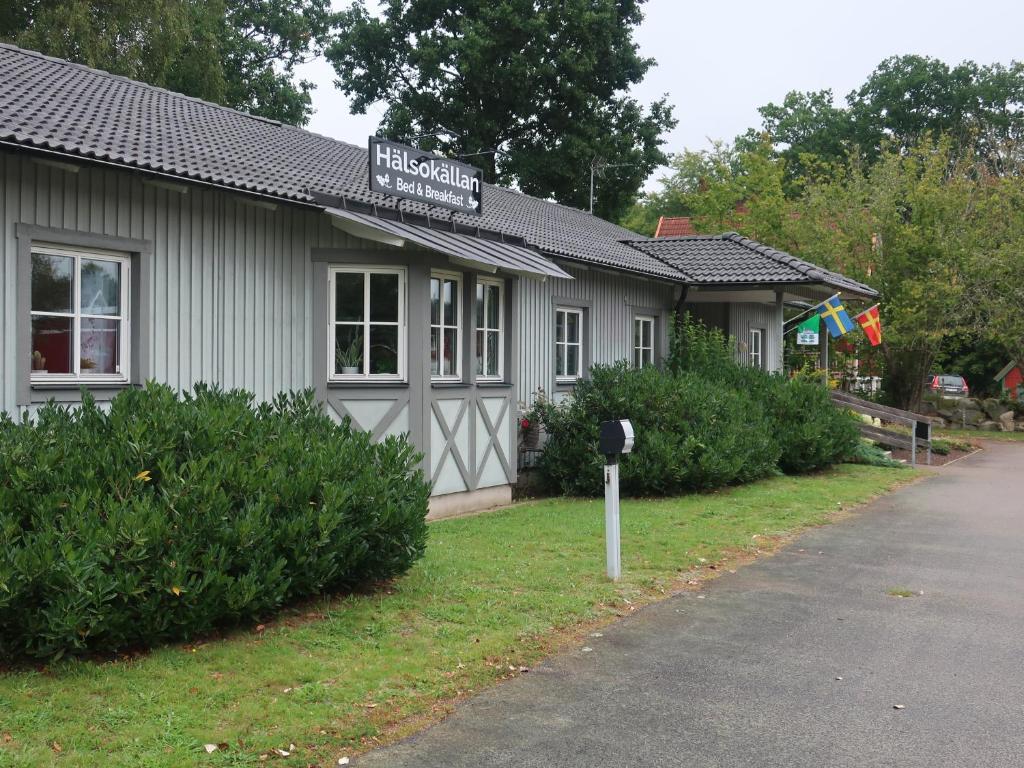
[31,253,74,313]
[475,329,484,375]
[475,283,485,327]
[634,347,641,368]
[443,327,458,376]
[566,311,580,343]
[556,344,565,377]
[486,285,500,329]
[642,320,652,348]
[443,279,457,326]
[335,272,364,322]
[334,324,364,374]
[430,326,441,376]
[80,317,120,374]
[369,324,399,375]
[486,330,499,376]
[31,316,73,374]
[370,273,399,322]
[556,311,565,343]
[567,344,579,378]
[430,278,441,326]
[81,259,121,315]
[634,320,642,348]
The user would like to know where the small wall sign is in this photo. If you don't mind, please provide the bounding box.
[797,329,820,345]
[369,137,483,216]
[796,315,820,346]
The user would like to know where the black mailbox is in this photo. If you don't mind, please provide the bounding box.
[599,419,635,458]
[914,420,931,440]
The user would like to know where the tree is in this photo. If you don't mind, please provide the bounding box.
[0,0,331,126]
[327,0,676,220]
[736,89,849,192]
[747,56,1024,182]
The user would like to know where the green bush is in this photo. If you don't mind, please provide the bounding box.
[767,380,862,473]
[536,364,780,497]
[671,314,859,474]
[0,383,430,660]
[534,315,862,496]
[847,441,906,468]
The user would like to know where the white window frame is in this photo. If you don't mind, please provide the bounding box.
[555,307,585,383]
[475,278,504,381]
[430,270,463,381]
[328,265,406,382]
[634,315,655,368]
[749,327,763,369]
[29,244,131,384]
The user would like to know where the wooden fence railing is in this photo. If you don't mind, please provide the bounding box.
[829,390,933,466]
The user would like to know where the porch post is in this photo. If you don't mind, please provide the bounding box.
[775,291,784,373]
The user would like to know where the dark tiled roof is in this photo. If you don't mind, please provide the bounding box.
[627,233,878,297]
[654,216,695,237]
[0,43,679,280]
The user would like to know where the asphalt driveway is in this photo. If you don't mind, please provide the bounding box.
[357,442,1024,768]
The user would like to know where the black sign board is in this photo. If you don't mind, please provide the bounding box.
[915,420,931,440]
[368,137,483,216]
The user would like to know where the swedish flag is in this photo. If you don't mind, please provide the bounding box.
[817,294,856,338]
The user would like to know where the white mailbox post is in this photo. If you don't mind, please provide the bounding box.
[599,419,634,581]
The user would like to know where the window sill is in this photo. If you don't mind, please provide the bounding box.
[431,381,470,389]
[326,380,408,389]
[475,381,511,388]
[29,380,133,404]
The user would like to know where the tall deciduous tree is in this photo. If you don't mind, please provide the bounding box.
[747,55,1024,181]
[0,0,331,126]
[327,0,676,220]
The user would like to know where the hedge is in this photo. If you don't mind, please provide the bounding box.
[532,316,861,496]
[0,383,430,660]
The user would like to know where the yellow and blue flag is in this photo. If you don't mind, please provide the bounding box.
[817,294,856,338]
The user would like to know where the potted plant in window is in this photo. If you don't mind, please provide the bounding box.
[335,335,362,375]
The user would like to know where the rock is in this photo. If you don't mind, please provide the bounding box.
[978,420,1000,432]
[982,398,1012,421]
[999,411,1016,432]
[919,399,938,415]
[959,408,985,427]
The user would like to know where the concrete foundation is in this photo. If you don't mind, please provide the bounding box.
[427,485,513,521]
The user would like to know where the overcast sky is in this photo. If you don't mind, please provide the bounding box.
[296,0,1024,191]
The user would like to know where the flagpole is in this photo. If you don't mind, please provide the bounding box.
[782,299,831,329]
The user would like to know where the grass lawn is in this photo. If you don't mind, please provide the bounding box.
[0,465,916,767]
[935,427,1024,443]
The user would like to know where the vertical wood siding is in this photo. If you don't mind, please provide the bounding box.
[728,302,783,373]
[0,152,388,412]
[516,265,677,403]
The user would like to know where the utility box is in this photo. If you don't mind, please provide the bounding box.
[599,419,635,458]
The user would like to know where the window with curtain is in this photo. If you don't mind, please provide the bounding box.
[475,279,503,380]
[30,245,130,382]
[555,307,584,381]
[430,271,462,380]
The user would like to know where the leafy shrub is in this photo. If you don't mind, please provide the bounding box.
[767,380,861,473]
[536,364,780,496]
[847,441,906,468]
[535,315,862,496]
[671,314,859,474]
[0,383,430,660]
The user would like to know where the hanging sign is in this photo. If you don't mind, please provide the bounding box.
[368,137,483,215]
[796,315,820,346]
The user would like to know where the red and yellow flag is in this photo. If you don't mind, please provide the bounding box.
[855,305,883,346]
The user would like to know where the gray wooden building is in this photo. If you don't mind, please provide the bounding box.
[0,44,875,515]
